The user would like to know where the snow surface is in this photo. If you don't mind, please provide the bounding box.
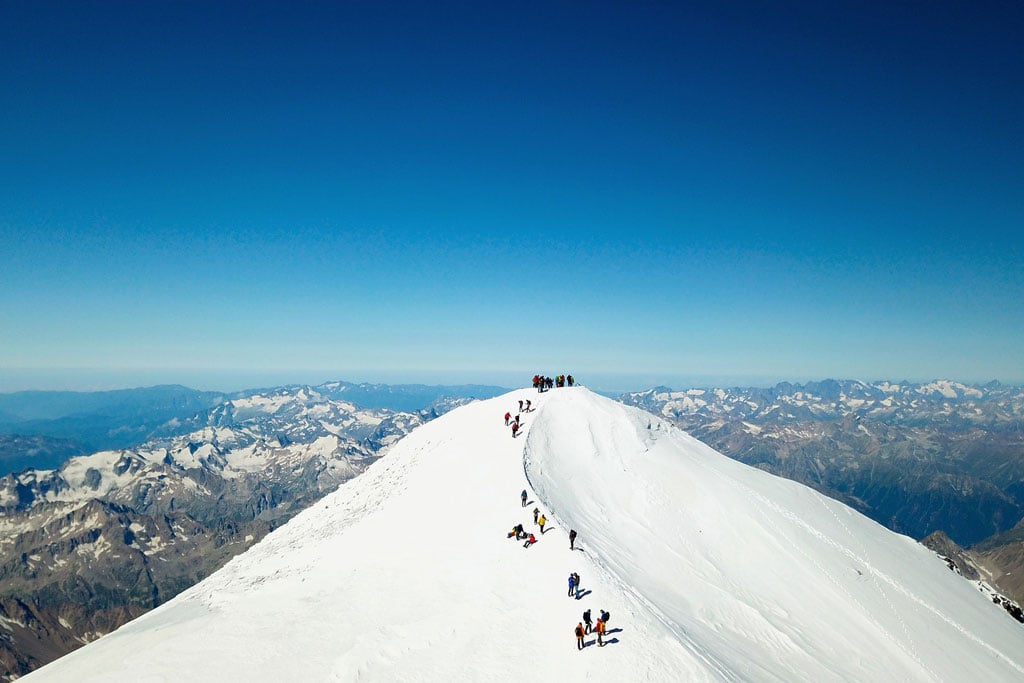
[23,389,1024,682]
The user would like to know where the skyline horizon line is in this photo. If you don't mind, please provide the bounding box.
[0,366,1019,395]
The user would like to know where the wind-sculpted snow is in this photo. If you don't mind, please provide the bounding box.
[23,390,1024,682]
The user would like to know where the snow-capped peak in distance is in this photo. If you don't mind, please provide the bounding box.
[24,389,1024,681]
[622,378,1023,427]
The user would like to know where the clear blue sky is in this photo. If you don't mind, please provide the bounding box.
[1,1,1021,393]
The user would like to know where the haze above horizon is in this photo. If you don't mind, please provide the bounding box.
[0,368,1016,397]
[2,1,1021,391]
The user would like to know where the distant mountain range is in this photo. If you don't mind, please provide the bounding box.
[0,381,508,476]
[313,380,510,412]
[0,385,227,456]
[0,435,90,475]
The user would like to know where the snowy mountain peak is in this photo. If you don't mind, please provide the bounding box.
[23,389,1024,681]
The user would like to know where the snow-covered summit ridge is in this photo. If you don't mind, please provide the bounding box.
[25,389,1024,681]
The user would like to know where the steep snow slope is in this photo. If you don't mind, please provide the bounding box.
[23,389,1024,681]
[527,390,1024,680]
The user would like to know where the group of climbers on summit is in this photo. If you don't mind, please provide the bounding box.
[532,373,575,392]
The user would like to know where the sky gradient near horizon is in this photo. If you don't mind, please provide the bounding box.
[2,1,1022,393]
